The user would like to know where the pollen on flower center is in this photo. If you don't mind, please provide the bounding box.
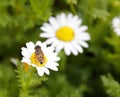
[56,26,75,42]
[30,52,47,67]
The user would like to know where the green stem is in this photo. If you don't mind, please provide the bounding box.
[69,3,76,15]
[58,50,67,72]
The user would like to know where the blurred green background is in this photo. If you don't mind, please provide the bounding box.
[1,0,120,97]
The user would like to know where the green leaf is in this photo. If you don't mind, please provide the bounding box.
[66,0,78,5]
[30,0,53,21]
[101,74,120,97]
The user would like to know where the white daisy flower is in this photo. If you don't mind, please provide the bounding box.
[112,16,120,36]
[40,13,90,56]
[21,41,60,76]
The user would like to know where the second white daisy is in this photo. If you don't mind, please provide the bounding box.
[112,16,120,36]
[40,13,90,56]
[21,41,60,76]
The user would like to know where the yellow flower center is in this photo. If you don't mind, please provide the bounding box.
[56,26,75,42]
[30,52,47,67]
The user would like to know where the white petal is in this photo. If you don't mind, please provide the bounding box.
[45,38,57,44]
[47,46,54,52]
[116,32,120,36]
[26,42,35,53]
[36,41,46,50]
[46,62,59,67]
[42,42,47,48]
[71,41,83,53]
[56,15,61,27]
[64,44,71,56]
[46,52,57,59]
[21,57,30,64]
[68,43,78,56]
[21,47,30,58]
[67,13,73,19]
[77,40,89,48]
[45,50,60,61]
[40,26,53,33]
[49,17,59,29]
[41,67,50,75]
[77,33,90,41]
[71,16,79,24]
[51,62,59,66]
[31,64,36,67]
[10,58,17,66]
[73,19,82,29]
[36,41,42,46]
[48,56,60,62]
[51,40,59,48]
[67,15,79,27]
[56,41,64,53]
[41,23,55,33]
[36,67,44,76]
[112,17,120,28]
[66,13,73,25]
[76,26,88,32]
[60,13,66,26]
[54,57,60,61]
[114,28,120,35]
[40,32,54,38]
[45,64,58,71]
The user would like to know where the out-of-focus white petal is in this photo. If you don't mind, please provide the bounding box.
[55,41,64,53]
[112,16,120,36]
[45,38,57,44]
[40,23,55,33]
[77,33,90,41]
[68,44,78,56]
[60,13,66,26]
[49,17,59,29]
[40,33,54,38]
[77,41,89,48]
[76,26,88,32]
[64,44,71,56]
[10,58,17,66]
[71,41,83,53]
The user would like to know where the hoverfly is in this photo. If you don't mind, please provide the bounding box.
[34,45,44,64]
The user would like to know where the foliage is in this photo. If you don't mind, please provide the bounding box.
[16,60,47,97]
[101,74,120,97]
[1,0,120,97]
